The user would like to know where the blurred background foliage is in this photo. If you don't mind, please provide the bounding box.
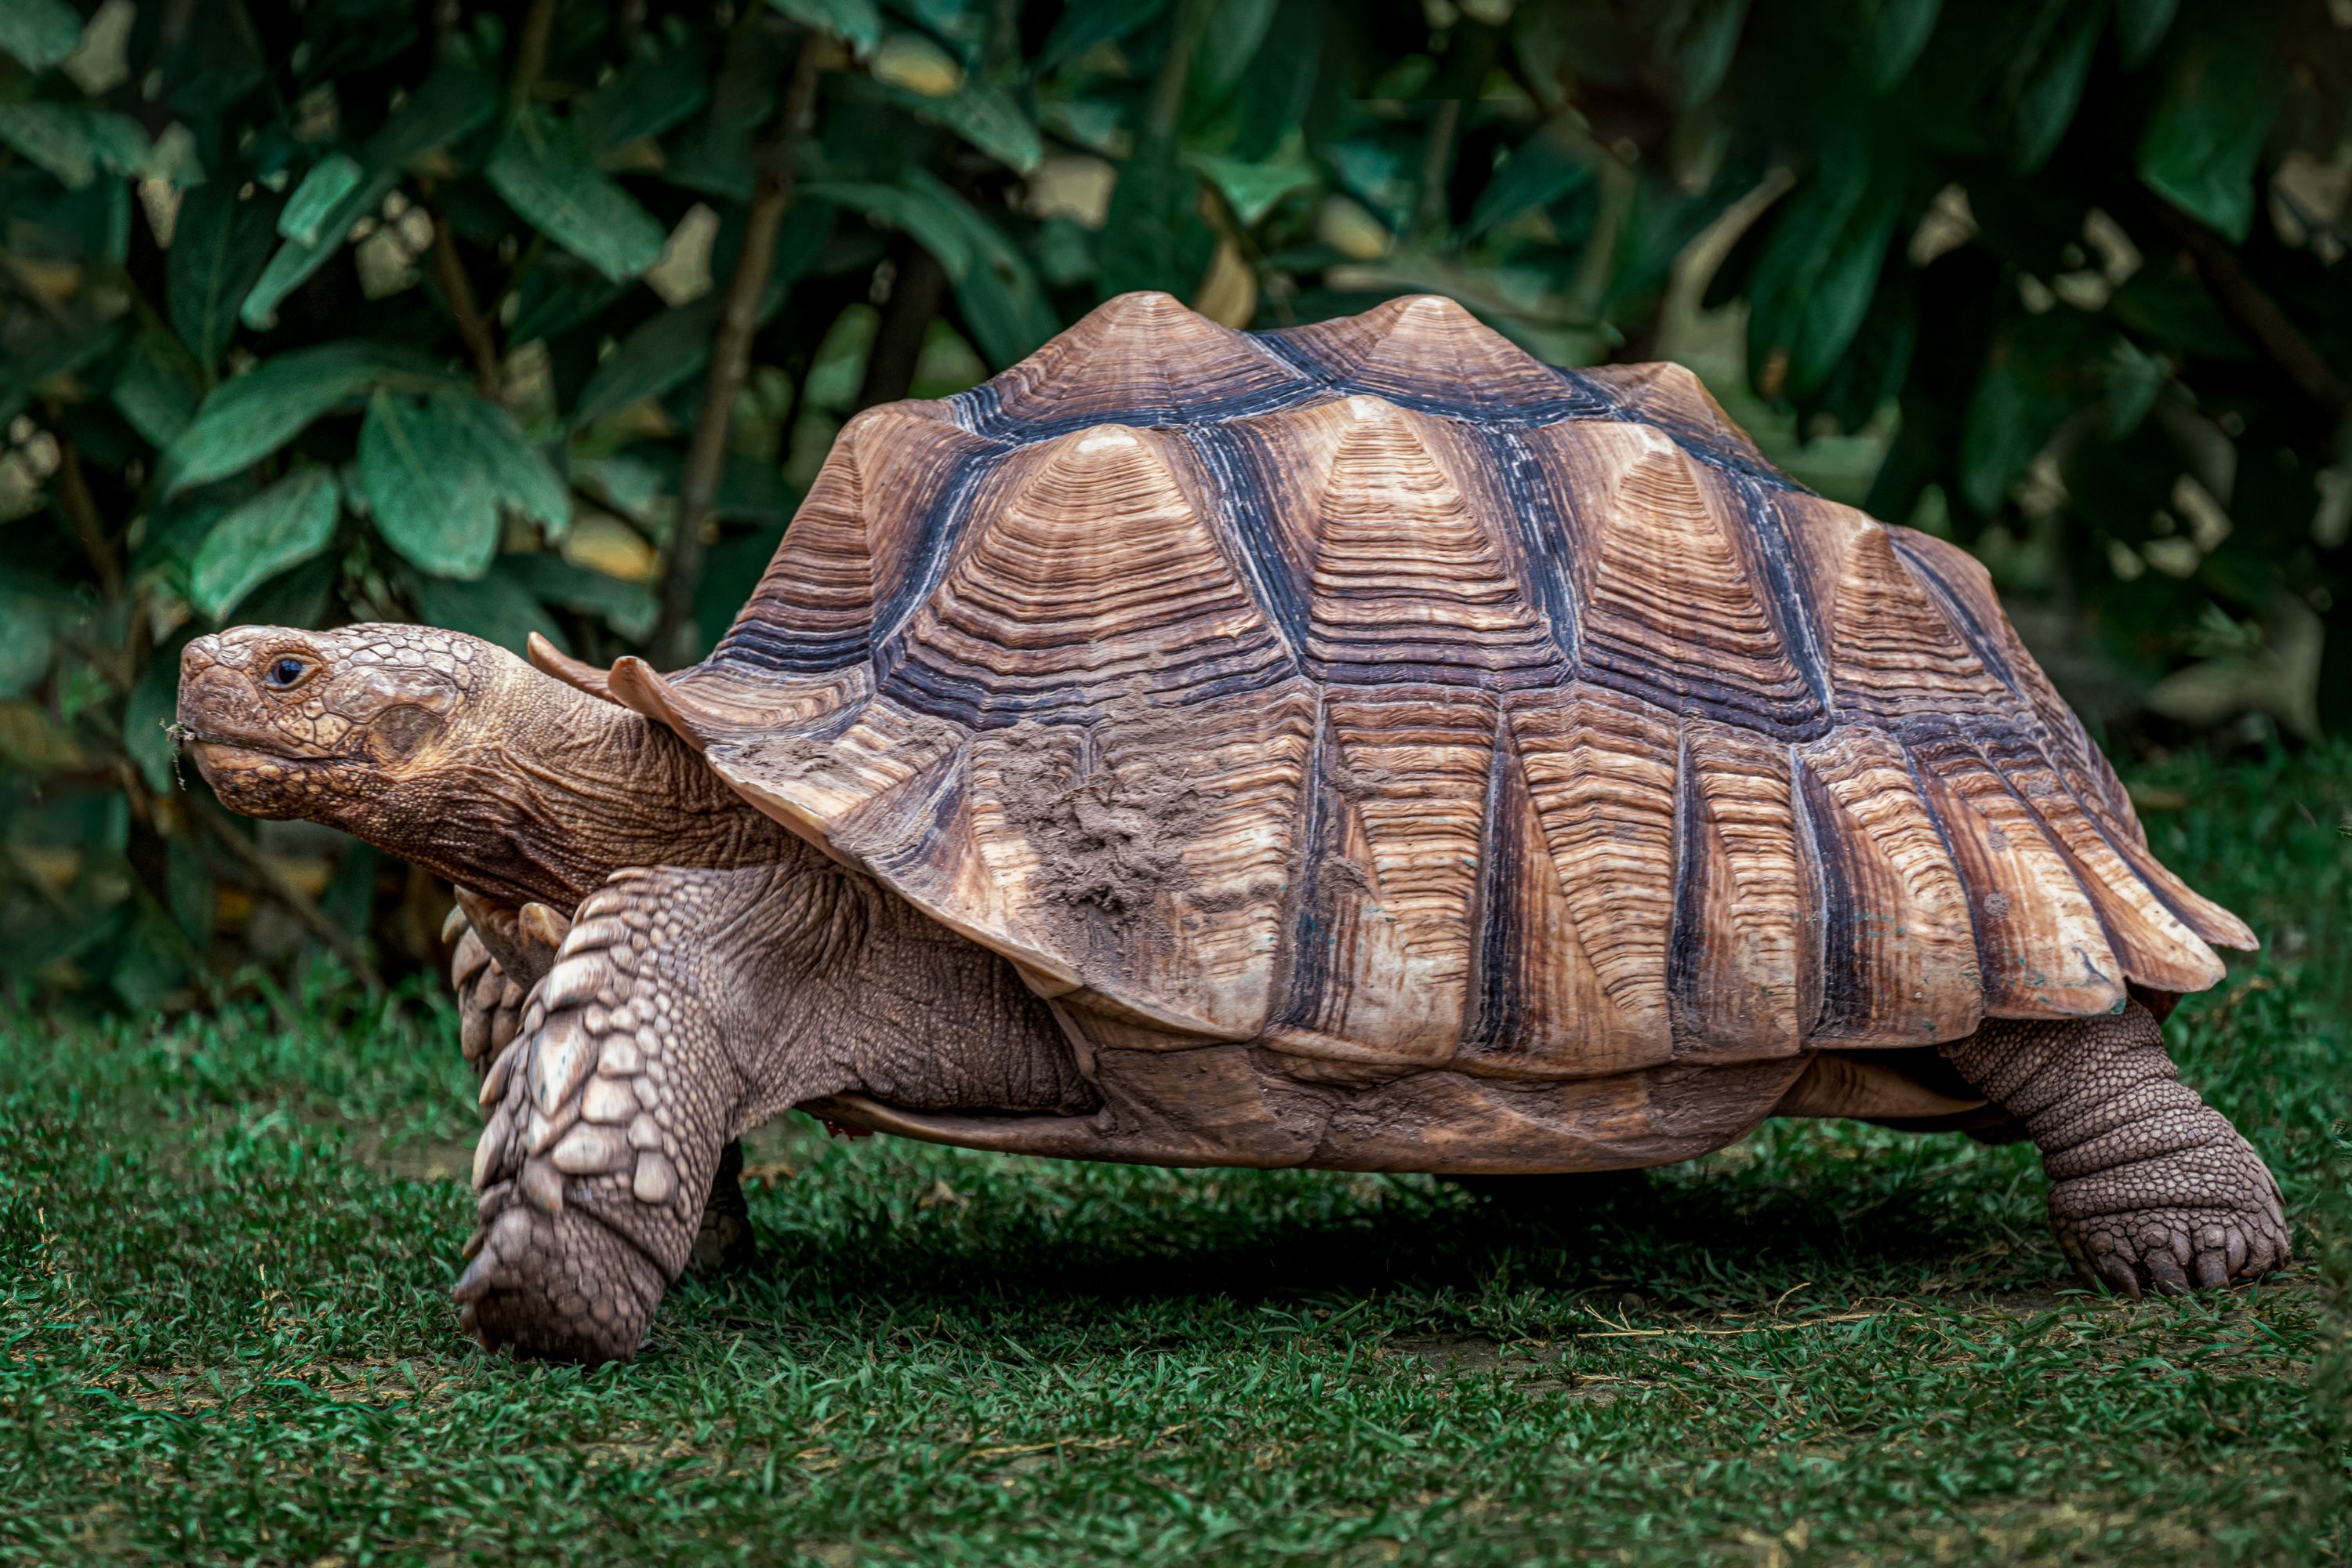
[2,0,2349,1007]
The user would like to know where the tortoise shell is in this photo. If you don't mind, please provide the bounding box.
[611,292,2252,1087]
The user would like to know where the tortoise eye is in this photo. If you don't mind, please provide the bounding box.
[263,655,313,691]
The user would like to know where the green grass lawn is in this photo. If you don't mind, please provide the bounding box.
[4,746,2348,1566]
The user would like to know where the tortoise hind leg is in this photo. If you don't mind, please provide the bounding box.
[459,863,810,1362]
[689,1138,758,1274]
[1939,1001,2289,1297]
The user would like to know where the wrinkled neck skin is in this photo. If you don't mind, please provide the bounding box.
[347,681,801,911]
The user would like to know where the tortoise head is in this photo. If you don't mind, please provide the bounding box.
[176,622,786,909]
[176,623,592,904]
[176,623,511,818]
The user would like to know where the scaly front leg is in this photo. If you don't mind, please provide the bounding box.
[1940,1001,2290,1297]
[448,895,757,1278]
[459,863,818,1361]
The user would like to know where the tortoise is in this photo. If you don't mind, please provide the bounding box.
[176,291,2288,1363]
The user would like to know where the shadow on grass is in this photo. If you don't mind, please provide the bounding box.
[670,1121,2059,1348]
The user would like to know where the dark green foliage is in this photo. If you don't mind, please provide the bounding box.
[1,745,2346,1563]
[2,0,2347,996]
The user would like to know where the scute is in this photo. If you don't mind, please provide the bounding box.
[620,293,2252,1088]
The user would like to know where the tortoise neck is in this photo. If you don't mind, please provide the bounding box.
[361,675,797,913]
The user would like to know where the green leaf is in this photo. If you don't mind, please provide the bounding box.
[241,64,497,329]
[766,0,883,57]
[2007,0,2102,171]
[572,295,728,430]
[165,342,460,493]
[0,0,84,70]
[807,180,976,278]
[508,262,631,346]
[0,588,52,699]
[1195,0,1280,100]
[1040,0,1168,71]
[1324,138,1415,227]
[894,82,1043,175]
[240,168,395,328]
[2103,337,2166,439]
[358,391,503,579]
[716,455,800,524]
[436,394,571,534]
[166,834,216,952]
[111,329,204,448]
[413,564,566,656]
[1465,125,1591,238]
[0,103,143,189]
[1669,0,1748,107]
[502,552,656,641]
[189,464,342,622]
[1744,132,1905,401]
[169,187,281,377]
[125,637,191,794]
[2136,20,2274,241]
[2114,0,2178,67]
[365,60,503,168]
[579,37,713,154]
[1188,136,1322,227]
[278,154,366,247]
[1098,150,1215,300]
[111,906,192,1011]
[1866,0,1942,91]
[910,170,1057,368]
[485,107,667,283]
[1958,313,2100,514]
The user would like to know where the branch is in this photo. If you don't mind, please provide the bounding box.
[1414,100,1462,241]
[190,799,386,993]
[854,243,946,411]
[53,432,122,601]
[651,35,825,668]
[510,0,559,113]
[2157,205,2352,423]
[426,202,502,398]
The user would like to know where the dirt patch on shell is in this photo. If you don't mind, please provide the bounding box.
[993,695,1210,924]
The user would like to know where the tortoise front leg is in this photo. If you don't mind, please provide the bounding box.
[447,897,757,1276]
[1940,1001,2289,1297]
[458,863,815,1361]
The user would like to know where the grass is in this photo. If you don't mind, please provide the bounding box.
[3,746,2348,1566]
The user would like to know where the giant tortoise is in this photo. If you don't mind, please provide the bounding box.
[177,292,2288,1362]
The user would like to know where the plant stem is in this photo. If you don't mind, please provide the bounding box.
[191,799,386,993]
[855,244,946,411]
[2158,205,2352,424]
[426,204,502,398]
[54,434,122,602]
[510,0,559,114]
[651,34,824,668]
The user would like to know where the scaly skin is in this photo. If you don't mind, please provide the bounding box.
[1940,1002,2289,1297]
[177,625,796,910]
[459,858,1092,1361]
[448,907,755,1272]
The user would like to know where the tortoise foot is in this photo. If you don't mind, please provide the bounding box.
[457,1195,669,1363]
[1944,1002,2290,1300]
[2049,1124,2290,1298]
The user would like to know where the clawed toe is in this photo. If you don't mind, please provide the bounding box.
[2060,1206,2288,1301]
